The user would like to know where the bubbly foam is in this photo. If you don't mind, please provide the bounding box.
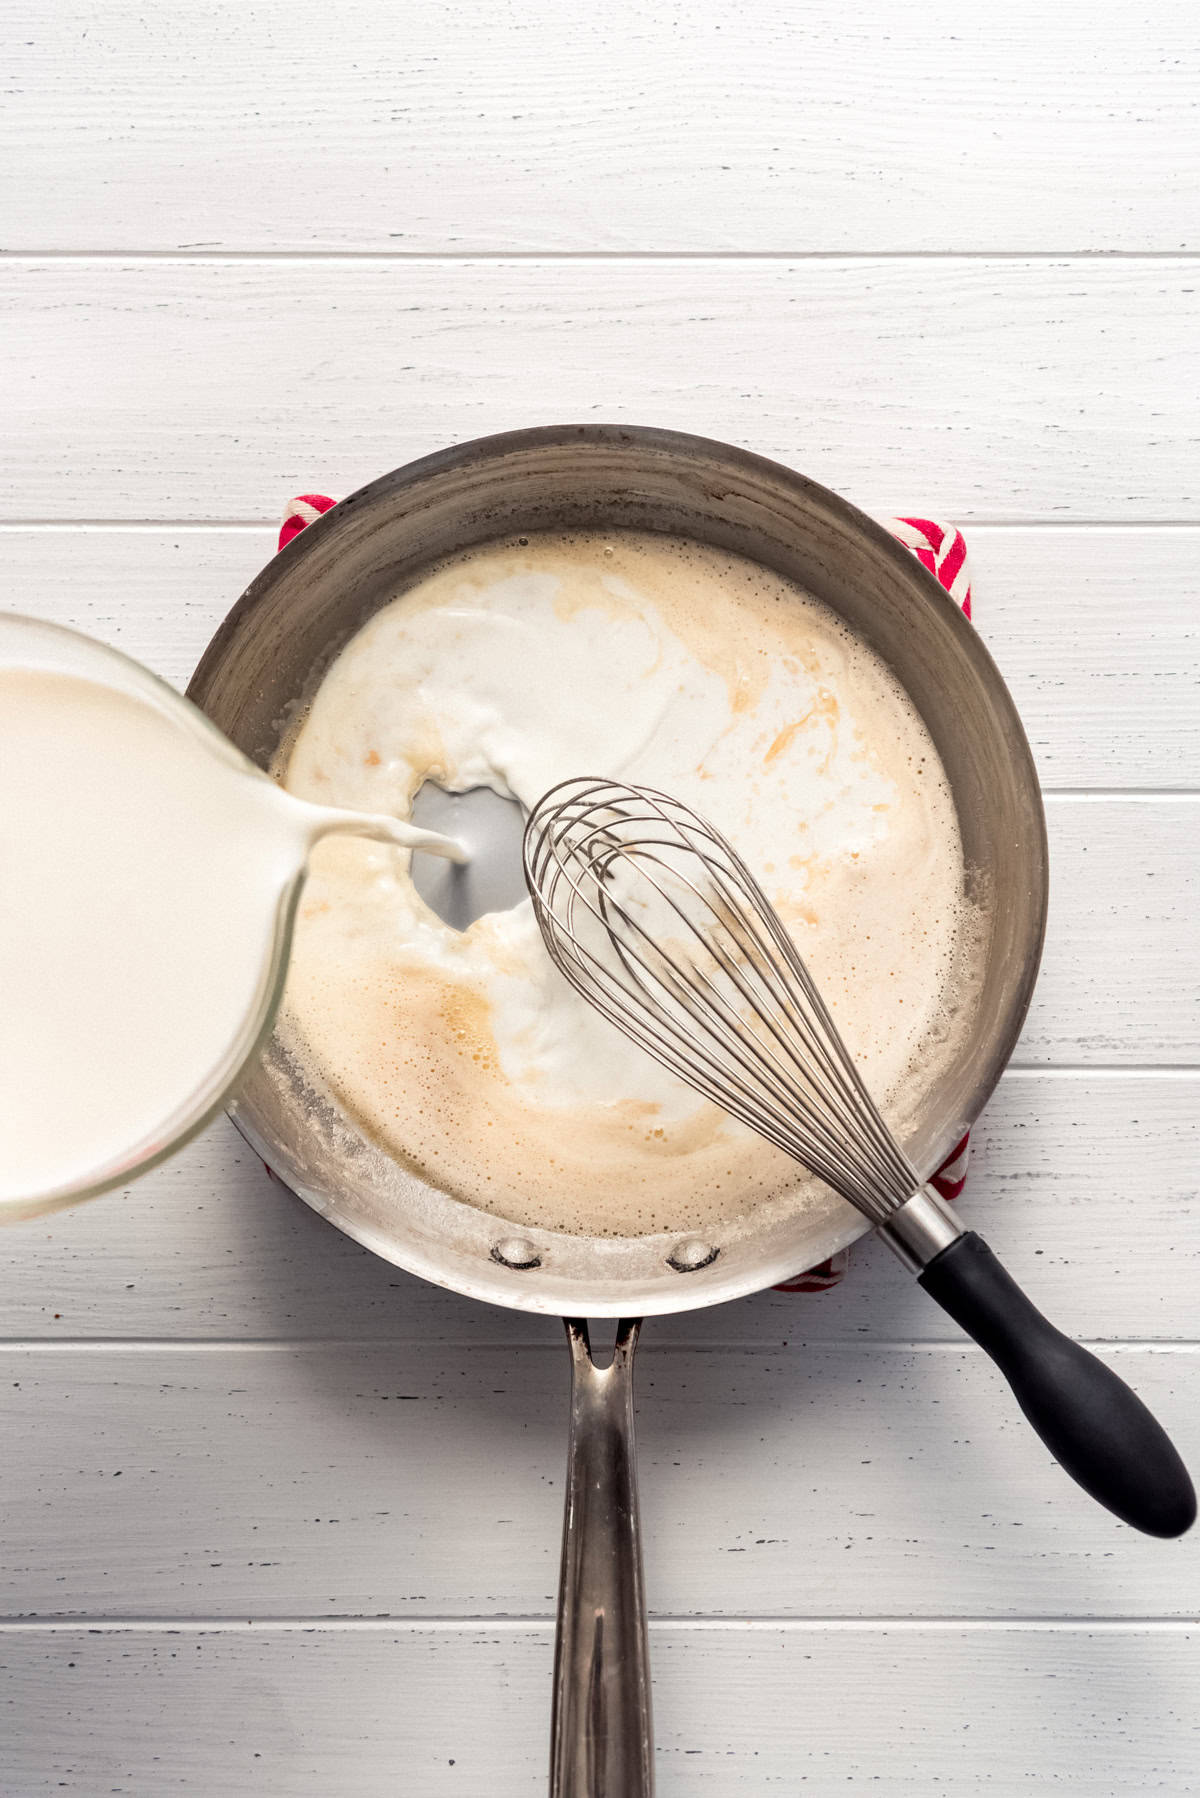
[278,531,972,1237]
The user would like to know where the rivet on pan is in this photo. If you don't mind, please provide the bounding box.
[667,1239,720,1273]
[491,1237,542,1270]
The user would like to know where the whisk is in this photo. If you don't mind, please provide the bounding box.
[524,776,1195,1538]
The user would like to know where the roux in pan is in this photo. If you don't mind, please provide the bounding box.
[278,530,974,1237]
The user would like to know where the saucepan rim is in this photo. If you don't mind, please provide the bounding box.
[189,423,1049,1317]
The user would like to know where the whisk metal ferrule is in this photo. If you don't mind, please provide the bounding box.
[876,1186,965,1273]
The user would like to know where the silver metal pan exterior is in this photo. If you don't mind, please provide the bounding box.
[187,424,1047,1318]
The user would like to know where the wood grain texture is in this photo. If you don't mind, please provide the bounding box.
[6,523,1200,785]
[3,0,1197,253]
[4,259,1199,522]
[6,12,1200,1783]
[1,1344,1196,1622]
[1028,799,1199,1062]
[1,1073,1195,1345]
[0,526,274,689]
[967,528,1200,788]
[2,1623,1197,1796]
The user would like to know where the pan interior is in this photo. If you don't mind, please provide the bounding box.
[190,427,1046,1317]
[408,782,528,931]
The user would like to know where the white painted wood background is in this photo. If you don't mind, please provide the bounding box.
[1,1,1198,1791]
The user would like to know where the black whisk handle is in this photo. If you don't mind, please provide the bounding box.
[919,1231,1196,1539]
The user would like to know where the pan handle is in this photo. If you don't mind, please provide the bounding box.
[551,1318,654,1798]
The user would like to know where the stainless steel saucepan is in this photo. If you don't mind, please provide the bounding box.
[189,425,1049,1795]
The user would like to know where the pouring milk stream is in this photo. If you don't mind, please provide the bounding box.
[0,615,465,1218]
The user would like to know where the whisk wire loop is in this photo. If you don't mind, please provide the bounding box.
[524,777,921,1224]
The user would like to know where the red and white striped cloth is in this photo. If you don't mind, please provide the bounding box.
[279,493,338,549]
[277,498,976,1294]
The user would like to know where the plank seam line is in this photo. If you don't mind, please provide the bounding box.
[0,1339,1195,1353]
[0,1616,1194,1634]
[3,249,1200,264]
[1004,1065,1200,1076]
[1036,798,1200,805]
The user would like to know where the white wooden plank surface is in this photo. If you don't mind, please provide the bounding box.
[2,1624,1197,1797]
[1027,799,1199,1062]
[1,1072,1195,1346]
[0,526,274,687]
[5,8,1200,1789]
[6,524,1200,785]
[1,1344,1195,1621]
[4,259,1199,523]
[3,0,1197,254]
[967,528,1200,788]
